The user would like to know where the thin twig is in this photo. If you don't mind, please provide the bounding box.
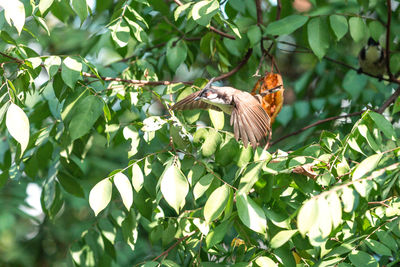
[152,231,197,262]
[386,0,393,79]
[0,51,24,64]
[214,49,253,81]
[276,0,282,20]
[377,85,400,113]
[271,111,364,146]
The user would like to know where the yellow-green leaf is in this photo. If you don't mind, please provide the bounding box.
[204,185,230,222]
[160,164,189,213]
[114,173,133,210]
[6,103,30,155]
[89,178,112,216]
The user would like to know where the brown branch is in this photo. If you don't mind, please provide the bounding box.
[152,231,197,262]
[214,49,253,81]
[385,0,393,79]
[255,0,263,26]
[173,0,183,5]
[276,40,400,85]
[271,111,364,146]
[377,85,400,113]
[0,51,24,64]
[276,0,282,20]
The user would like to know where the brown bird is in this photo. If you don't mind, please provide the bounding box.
[172,79,282,148]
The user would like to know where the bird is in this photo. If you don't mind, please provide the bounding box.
[171,79,282,149]
[358,37,386,78]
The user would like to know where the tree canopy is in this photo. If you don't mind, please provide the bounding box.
[1,0,400,266]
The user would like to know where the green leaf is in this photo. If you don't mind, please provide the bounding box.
[167,40,187,71]
[57,171,85,198]
[364,239,392,257]
[297,198,318,236]
[329,15,348,41]
[341,187,358,213]
[255,257,277,267]
[44,56,61,79]
[206,219,232,248]
[193,173,214,200]
[114,173,133,210]
[61,57,82,88]
[6,103,30,155]
[342,70,367,100]
[247,25,261,47]
[326,192,342,229]
[89,178,112,216]
[368,20,385,42]
[238,162,264,195]
[368,112,396,140]
[348,250,378,267]
[352,153,382,180]
[201,128,222,157]
[131,163,144,192]
[39,0,54,14]
[236,194,267,235]
[109,19,130,47]
[0,0,25,34]
[68,95,104,140]
[191,0,219,27]
[390,54,400,75]
[270,230,298,249]
[209,109,224,130]
[307,17,330,59]
[71,0,88,22]
[123,126,140,157]
[265,15,308,35]
[349,17,368,43]
[160,164,189,213]
[174,2,191,21]
[204,184,230,222]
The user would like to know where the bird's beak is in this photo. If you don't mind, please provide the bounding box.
[194,96,201,101]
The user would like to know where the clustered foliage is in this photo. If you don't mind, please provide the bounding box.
[1,0,400,266]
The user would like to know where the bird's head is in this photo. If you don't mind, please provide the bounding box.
[195,89,218,101]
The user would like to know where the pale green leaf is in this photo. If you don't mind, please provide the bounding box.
[89,178,112,216]
[193,174,214,200]
[307,17,330,59]
[209,109,224,130]
[160,164,189,213]
[69,95,104,140]
[191,0,219,26]
[201,128,222,157]
[326,192,342,229]
[39,0,54,14]
[341,187,358,213]
[352,153,382,180]
[238,162,263,195]
[204,185,230,222]
[167,40,187,71]
[265,15,308,35]
[236,194,267,235]
[6,103,30,154]
[0,0,25,34]
[255,257,277,267]
[270,230,298,249]
[174,2,191,21]
[131,163,144,192]
[109,19,130,47]
[61,57,82,88]
[72,0,88,22]
[349,17,368,43]
[297,198,318,236]
[123,126,140,157]
[368,112,396,141]
[316,197,332,238]
[114,173,133,210]
[329,15,348,41]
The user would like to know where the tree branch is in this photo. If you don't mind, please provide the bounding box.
[377,85,400,113]
[271,111,364,146]
[214,49,253,81]
[152,231,197,262]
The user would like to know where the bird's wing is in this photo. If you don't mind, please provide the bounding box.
[230,94,271,148]
[171,91,222,111]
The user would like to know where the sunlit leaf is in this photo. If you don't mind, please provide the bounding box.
[160,164,189,213]
[297,198,318,236]
[0,0,25,34]
[6,103,30,154]
[270,230,298,249]
[236,194,267,235]
[114,173,133,210]
[204,184,230,222]
[255,257,277,267]
[352,153,382,180]
[209,109,224,130]
[39,0,54,14]
[61,56,83,88]
[131,163,144,192]
[89,178,112,216]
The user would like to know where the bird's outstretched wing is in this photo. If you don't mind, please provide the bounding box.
[171,91,222,111]
[230,93,271,148]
